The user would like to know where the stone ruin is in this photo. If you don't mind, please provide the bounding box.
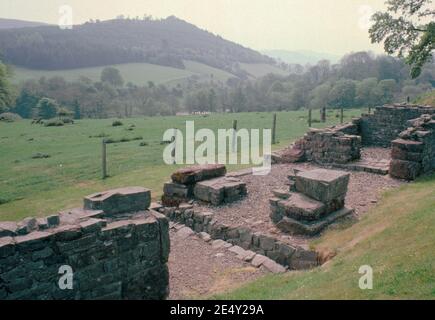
[274,104,435,180]
[270,168,353,236]
[390,114,435,180]
[0,187,169,300]
[162,164,247,206]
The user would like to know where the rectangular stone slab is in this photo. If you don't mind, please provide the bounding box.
[194,177,247,205]
[84,187,151,215]
[295,169,350,203]
[276,207,354,236]
[171,164,226,185]
[276,192,326,221]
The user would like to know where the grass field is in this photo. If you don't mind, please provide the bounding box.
[239,63,290,78]
[217,174,435,300]
[0,109,363,221]
[10,61,280,86]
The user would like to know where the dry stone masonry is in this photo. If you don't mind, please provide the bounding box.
[270,168,353,236]
[157,204,319,270]
[273,121,362,165]
[162,164,247,206]
[0,187,170,300]
[277,104,435,180]
[360,104,435,147]
[390,114,435,180]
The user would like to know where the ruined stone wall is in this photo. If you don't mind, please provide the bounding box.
[293,121,362,164]
[0,188,170,300]
[360,104,435,147]
[158,205,318,270]
[390,114,435,180]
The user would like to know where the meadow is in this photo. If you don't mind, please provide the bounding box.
[10,61,286,86]
[0,109,363,221]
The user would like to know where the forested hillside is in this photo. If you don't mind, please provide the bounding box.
[0,16,273,74]
[0,18,48,29]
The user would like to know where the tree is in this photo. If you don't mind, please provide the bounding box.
[0,62,14,113]
[73,100,81,119]
[329,80,356,108]
[101,67,124,87]
[14,89,40,118]
[309,83,332,109]
[370,0,435,78]
[37,97,59,119]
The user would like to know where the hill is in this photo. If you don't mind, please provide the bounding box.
[11,60,241,86]
[262,49,341,65]
[0,18,48,29]
[218,174,435,299]
[0,16,274,74]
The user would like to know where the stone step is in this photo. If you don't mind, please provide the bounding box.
[270,192,326,222]
[194,177,247,206]
[275,207,354,236]
[295,169,350,203]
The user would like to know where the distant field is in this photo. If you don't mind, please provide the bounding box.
[239,63,289,78]
[0,109,364,220]
[11,61,279,86]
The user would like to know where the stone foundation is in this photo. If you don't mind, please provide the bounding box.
[0,187,170,300]
[158,205,319,270]
[270,169,353,236]
[162,164,247,206]
[360,104,435,147]
[390,114,435,180]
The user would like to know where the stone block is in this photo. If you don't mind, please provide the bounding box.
[84,187,151,215]
[390,159,421,180]
[275,207,354,236]
[194,177,247,205]
[0,222,17,238]
[275,192,326,221]
[171,164,226,185]
[295,169,350,203]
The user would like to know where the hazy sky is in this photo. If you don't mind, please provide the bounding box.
[0,0,387,55]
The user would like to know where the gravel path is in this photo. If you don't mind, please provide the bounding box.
[168,228,266,300]
[194,148,404,247]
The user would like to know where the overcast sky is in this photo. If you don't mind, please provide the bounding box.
[0,0,387,55]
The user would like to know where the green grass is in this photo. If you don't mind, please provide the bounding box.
[12,60,238,86]
[216,174,435,300]
[11,61,288,86]
[239,63,290,78]
[0,109,362,221]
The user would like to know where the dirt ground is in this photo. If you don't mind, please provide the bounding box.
[168,228,267,300]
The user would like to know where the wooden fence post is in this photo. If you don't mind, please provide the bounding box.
[272,113,277,145]
[232,120,238,153]
[321,107,326,122]
[340,108,344,124]
[102,139,107,179]
[308,109,312,127]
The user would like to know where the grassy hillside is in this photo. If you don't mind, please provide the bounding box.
[11,60,240,86]
[239,63,289,78]
[217,174,435,300]
[415,90,435,106]
[0,109,363,221]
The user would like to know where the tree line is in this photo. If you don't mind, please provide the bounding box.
[0,51,434,119]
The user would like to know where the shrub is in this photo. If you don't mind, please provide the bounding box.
[0,112,22,122]
[44,119,64,127]
[32,153,51,159]
[61,117,74,124]
[112,120,123,127]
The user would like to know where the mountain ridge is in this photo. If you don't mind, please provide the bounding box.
[0,16,275,74]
